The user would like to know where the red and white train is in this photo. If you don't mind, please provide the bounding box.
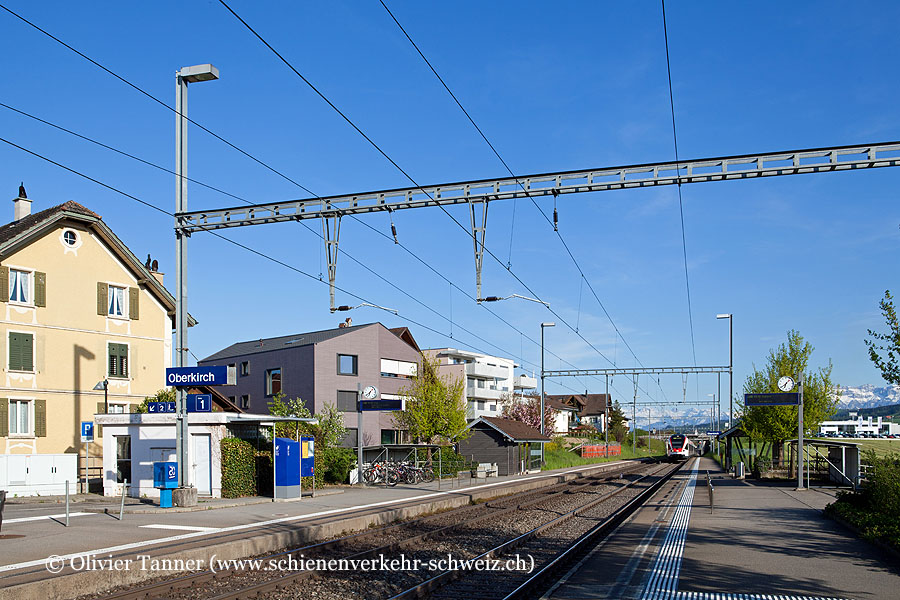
[666,434,697,461]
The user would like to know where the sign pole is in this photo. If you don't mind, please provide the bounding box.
[798,373,805,490]
[357,383,364,486]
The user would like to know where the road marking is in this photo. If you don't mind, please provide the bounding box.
[0,460,626,573]
[673,594,850,600]
[139,524,219,532]
[2,512,95,524]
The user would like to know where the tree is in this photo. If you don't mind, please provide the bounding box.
[317,401,347,451]
[499,392,556,435]
[394,354,469,446]
[865,290,900,384]
[267,392,314,439]
[607,400,628,444]
[741,330,840,461]
[133,388,175,413]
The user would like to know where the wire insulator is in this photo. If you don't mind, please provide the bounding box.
[553,207,558,231]
[391,223,398,244]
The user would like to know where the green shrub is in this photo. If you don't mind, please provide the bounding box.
[220,438,257,498]
[323,447,355,483]
[825,451,900,550]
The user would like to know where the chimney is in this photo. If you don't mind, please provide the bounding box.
[13,182,31,221]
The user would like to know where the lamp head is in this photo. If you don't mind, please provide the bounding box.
[541,322,556,328]
[716,313,731,319]
[179,64,219,83]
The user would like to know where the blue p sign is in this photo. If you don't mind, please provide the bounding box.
[81,421,94,442]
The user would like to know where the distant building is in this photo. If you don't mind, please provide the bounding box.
[424,348,537,419]
[200,322,421,447]
[819,414,900,436]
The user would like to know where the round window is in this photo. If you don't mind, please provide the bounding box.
[63,230,77,246]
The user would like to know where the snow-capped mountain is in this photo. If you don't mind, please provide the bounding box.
[836,384,900,410]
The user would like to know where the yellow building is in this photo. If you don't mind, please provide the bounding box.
[0,192,183,492]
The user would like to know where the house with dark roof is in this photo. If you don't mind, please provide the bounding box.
[0,190,184,495]
[458,416,550,476]
[199,321,421,447]
[545,393,610,433]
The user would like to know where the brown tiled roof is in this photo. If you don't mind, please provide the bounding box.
[479,416,551,442]
[0,200,100,245]
[578,394,609,417]
[545,394,585,412]
[389,326,421,352]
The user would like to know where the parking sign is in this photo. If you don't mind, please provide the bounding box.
[81,421,94,443]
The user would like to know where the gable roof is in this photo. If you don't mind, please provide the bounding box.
[388,326,421,353]
[468,416,551,443]
[579,394,609,417]
[0,200,193,327]
[545,394,585,413]
[200,322,378,362]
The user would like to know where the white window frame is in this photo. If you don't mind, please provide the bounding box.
[107,284,128,319]
[8,267,33,307]
[8,398,34,437]
[108,402,128,414]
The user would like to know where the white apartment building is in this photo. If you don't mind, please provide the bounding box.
[819,413,900,436]
[425,348,537,419]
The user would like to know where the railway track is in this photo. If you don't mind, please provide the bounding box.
[89,461,648,600]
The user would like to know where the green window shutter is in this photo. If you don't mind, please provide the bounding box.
[34,272,46,307]
[8,332,33,371]
[0,398,8,436]
[97,401,106,414]
[128,287,139,320]
[108,343,128,377]
[97,282,108,316]
[0,266,8,303]
[34,399,46,437]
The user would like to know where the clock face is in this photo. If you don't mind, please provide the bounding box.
[777,376,795,392]
[362,385,378,399]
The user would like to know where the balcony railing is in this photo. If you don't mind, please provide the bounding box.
[514,374,537,389]
[466,362,509,380]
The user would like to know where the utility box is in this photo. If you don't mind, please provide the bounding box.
[275,438,301,499]
[153,462,178,508]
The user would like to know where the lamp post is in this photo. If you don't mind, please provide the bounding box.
[93,379,108,414]
[717,313,733,469]
[707,393,717,455]
[175,64,219,489]
[540,322,555,466]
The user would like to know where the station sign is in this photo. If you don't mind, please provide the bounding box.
[80,421,94,443]
[359,398,404,411]
[165,365,230,387]
[148,401,177,413]
[706,431,721,436]
[187,394,212,413]
[744,392,800,407]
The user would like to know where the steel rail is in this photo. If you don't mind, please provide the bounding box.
[386,461,680,600]
[201,466,646,600]
[176,141,900,233]
[102,462,640,600]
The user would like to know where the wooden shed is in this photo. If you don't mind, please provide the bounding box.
[458,417,551,476]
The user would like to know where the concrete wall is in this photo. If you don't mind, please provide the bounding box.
[1,219,171,462]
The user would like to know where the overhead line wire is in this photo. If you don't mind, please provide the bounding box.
[0,134,588,392]
[376,0,664,400]
[661,0,697,368]
[218,0,649,400]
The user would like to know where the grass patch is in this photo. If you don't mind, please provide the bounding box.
[542,438,666,470]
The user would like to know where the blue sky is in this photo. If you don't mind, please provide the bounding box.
[1,1,898,416]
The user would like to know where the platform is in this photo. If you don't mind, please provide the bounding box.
[546,456,899,600]
[0,459,630,600]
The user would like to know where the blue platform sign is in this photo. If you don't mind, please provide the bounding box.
[166,365,228,387]
[148,402,176,413]
[187,394,212,413]
[744,393,800,407]
[300,436,315,477]
[80,421,94,443]
[706,431,721,436]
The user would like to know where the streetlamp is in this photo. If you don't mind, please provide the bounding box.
[175,64,219,490]
[540,322,555,466]
[717,313,733,469]
[93,379,109,413]
[707,393,717,455]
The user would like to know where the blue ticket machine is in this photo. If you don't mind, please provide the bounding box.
[275,438,301,499]
[153,462,178,508]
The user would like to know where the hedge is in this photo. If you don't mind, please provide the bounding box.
[221,438,257,498]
